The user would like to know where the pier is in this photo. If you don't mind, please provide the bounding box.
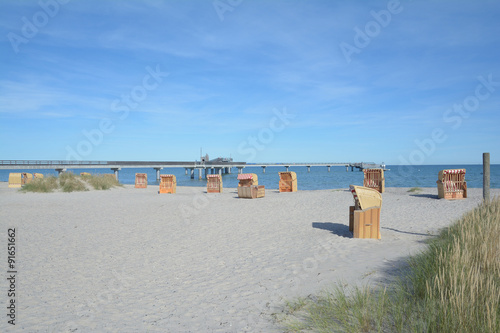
[250,162,386,173]
[0,160,387,181]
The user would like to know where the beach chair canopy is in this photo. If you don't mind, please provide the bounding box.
[349,185,382,210]
[237,173,256,180]
[279,171,297,180]
[237,173,258,186]
[207,174,221,179]
[438,169,465,181]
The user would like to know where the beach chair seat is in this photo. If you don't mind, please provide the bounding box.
[237,185,265,199]
[349,185,382,239]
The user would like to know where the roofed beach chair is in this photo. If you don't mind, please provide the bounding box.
[159,174,176,194]
[279,171,297,192]
[237,173,265,199]
[8,173,23,188]
[436,169,467,199]
[207,174,223,193]
[363,168,385,193]
[135,173,147,188]
[349,185,382,239]
[34,173,44,179]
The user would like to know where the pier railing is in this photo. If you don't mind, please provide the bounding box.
[0,160,108,165]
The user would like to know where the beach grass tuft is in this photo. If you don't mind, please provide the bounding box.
[59,172,88,192]
[407,187,422,193]
[82,173,121,190]
[20,173,121,193]
[283,197,500,332]
[20,176,59,193]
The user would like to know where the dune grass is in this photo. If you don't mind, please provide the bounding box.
[283,197,500,332]
[20,173,121,193]
[20,176,59,193]
[58,172,88,192]
[81,173,121,190]
[407,187,422,193]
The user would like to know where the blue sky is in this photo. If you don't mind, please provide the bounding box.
[1,0,499,164]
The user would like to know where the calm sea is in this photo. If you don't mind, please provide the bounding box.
[1,164,498,190]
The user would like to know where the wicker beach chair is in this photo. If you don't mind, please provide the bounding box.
[278,171,297,192]
[363,168,385,193]
[159,174,176,194]
[8,173,23,188]
[436,169,467,199]
[207,174,223,193]
[237,173,264,198]
[135,173,147,188]
[349,185,382,239]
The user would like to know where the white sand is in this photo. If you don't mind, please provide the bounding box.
[0,183,498,332]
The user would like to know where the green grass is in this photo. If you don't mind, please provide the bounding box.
[283,197,500,333]
[20,176,59,193]
[20,173,121,193]
[82,173,121,190]
[407,187,423,193]
[58,172,88,192]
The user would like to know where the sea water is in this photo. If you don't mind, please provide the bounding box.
[1,164,499,190]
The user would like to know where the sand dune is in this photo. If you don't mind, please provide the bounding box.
[0,183,497,332]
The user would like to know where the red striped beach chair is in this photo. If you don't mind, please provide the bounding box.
[237,173,264,198]
[437,169,467,199]
[363,168,385,193]
[207,174,223,193]
[159,174,176,194]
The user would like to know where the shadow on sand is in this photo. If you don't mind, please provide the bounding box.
[312,222,352,238]
[381,226,434,237]
[409,193,440,199]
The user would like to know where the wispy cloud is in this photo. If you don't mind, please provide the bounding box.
[1,0,499,163]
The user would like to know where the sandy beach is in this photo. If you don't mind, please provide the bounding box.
[0,183,498,332]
